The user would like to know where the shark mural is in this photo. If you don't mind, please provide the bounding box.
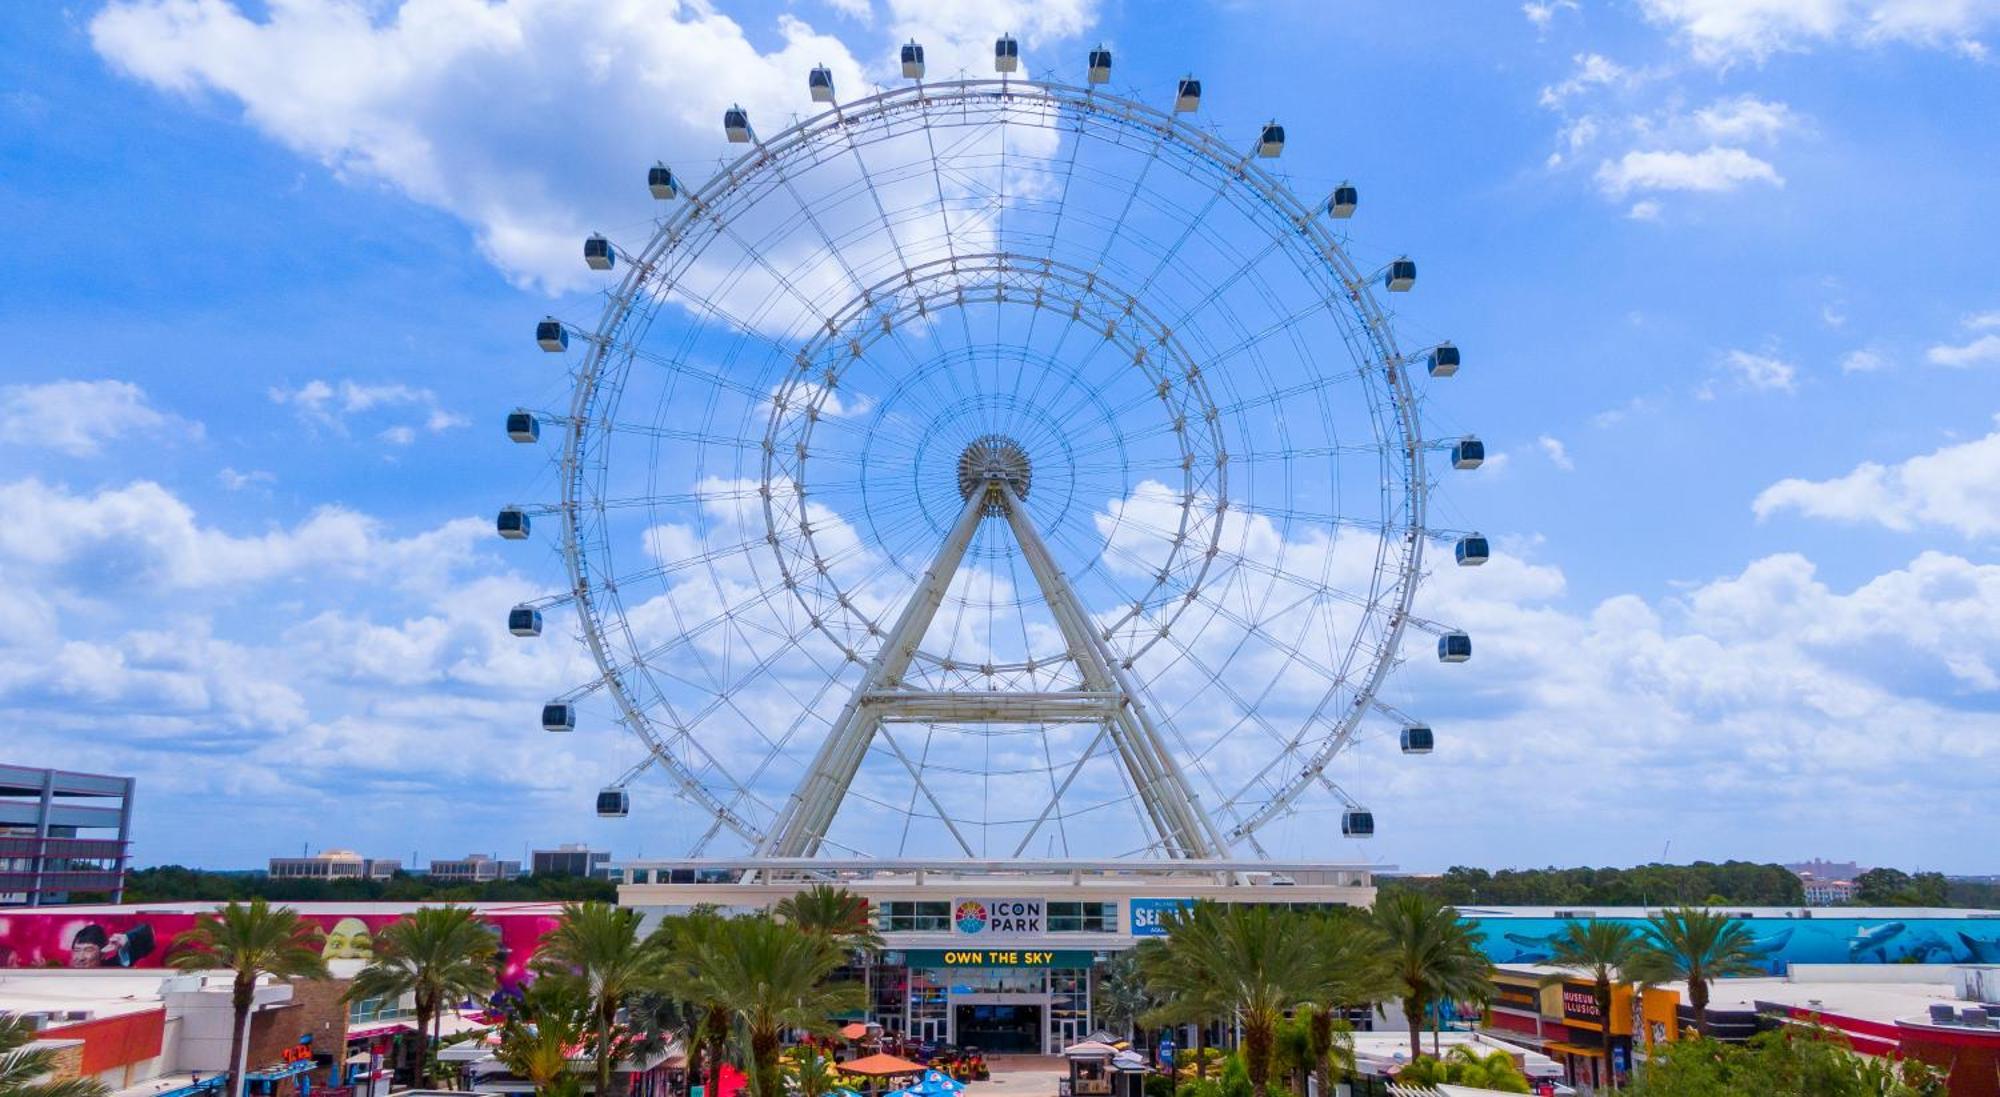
[1467,917,2000,974]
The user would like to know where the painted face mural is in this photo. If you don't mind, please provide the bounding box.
[322,918,375,961]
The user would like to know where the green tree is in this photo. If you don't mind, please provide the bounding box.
[168,899,329,1097]
[1635,908,1763,1036]
[495,979,591,1097]
[0,1014,108,1097]
[1545,920,1647,1090]
[344,906,497,1088]
[772,884,884,954]
[1396,1046,1531,1092]
[532,902,668,1097]
[1627,1027,1943,1097]
[1299,912,1381,1097]
[1371,891,1493,1063]
[678,916,864,1097]
[1094,950,1155,1044]
[1138,904,1322,1097]
[1136,912,1227,1082]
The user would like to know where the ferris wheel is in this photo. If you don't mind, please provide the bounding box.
[498,43,1484,861]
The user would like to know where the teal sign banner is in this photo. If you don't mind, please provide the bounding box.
[902,948,1097,968]
[1467,916,2000,973]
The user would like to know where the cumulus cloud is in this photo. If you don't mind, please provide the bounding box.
[1595,146,1784,196]
[270,378,466,437]
[1539,53,1633,109]
[1927,333,2000,368]
[1524,0,1581,29]
[1693,95,1798,141]
[1840,347,1891,373]
[1537,435,1575,470]
[0,379,198,456]
[1716,348,1800,393]
[1753,420,2000,537]
[1639,0,1999,62]
[90,0,1100,296]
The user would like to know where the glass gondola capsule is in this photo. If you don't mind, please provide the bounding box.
[505,409,539,443]
[1438,631,1472,663]
[1455,534,1489,566]
[1452,437,1485,470]
[535,317,567,352]
[1328,184,1358,219]
[723,105,752,143]
[900,40,926,79]
[1428,342,1460,377]
[1174,77,1201,113]
[1385,257,1416,292]
[995,35,1019,73]
[541,702,575,732]
[1087,46,1112,84]
[584,233,614,271]
[1342,808,1375,837]
[596,787,629,817]
[496,508,531,540]
[808,65,835,103]
[1257,122,1285,158]
[1400,725,1434,754]
[508,604,543,637]
[647,162,680,200]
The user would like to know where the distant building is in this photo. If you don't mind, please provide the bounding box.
[1787,859,1866,907]
[1,763,135,906]
[268,849,399,881]
[428,854,521,883]
[532,844,611,879]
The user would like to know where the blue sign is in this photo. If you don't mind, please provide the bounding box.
[1130,898,1195,937]
[1469,916,2000,974]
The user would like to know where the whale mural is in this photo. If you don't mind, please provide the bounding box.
[1466,916,2000,974]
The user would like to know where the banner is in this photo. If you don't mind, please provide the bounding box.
[1128,898,1193,938]
[950,898,1044,936]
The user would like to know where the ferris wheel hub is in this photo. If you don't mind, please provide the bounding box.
[957,433,1033,512]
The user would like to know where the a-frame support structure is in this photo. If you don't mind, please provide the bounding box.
[757,463,1229,861]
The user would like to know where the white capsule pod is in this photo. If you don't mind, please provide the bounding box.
[1175,77,1201,113]
[1400,725,1434,754]
[506,409,539,443]
[1087,46,1111,84]
[900,40,926,79]
[809,65,835,103]
[1328,184,1358,219]
[1428,342,1460,377]
[1455,534,1490,566]
[724,105,752,143]
[497,508,531,540]
[584,234,614,271]
[1385,257,1416,292]
[995,35,1019,73]
[1437,631,1472,663]
[596,787,630,817]
[536,317,567,352]
[509,604,542,637]
[1257,122,1285,158]
[1452,437,1485,470]
[542,702,575,732]
[1342,808,1375,837]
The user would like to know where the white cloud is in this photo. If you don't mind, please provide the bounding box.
[1595,146,1784,196]
[1840,347,1891,372]
[1639,0,1999,62]
[1537,435,1575,470]
[1927,333,2000,367]
[1693,95,1798,141]
[1718,348,1800,392]
[1753,418,2000,536]
[218,467,275,490]
[91,0,1100,297]
[1524,0,1581,29]
[270,378,466,436]
[1539,53,1631,108]
[0,379,197,457]
[1627,199,1663,220]
[1966,310,2000,330]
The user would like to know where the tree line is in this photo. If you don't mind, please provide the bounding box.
[1383,861,1807,907]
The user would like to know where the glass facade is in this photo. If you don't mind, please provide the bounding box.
[877,900,953,932]
[1047,901,1117,932]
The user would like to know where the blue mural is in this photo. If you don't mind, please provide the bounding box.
[1466,917,2000,974]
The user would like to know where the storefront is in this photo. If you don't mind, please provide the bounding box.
[874,949,1096,1054]
[1482,967,1679,1091]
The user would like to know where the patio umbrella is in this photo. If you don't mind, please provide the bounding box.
[838,1054,929,1078]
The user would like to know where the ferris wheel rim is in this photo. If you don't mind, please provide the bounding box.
[541,70,1441,854]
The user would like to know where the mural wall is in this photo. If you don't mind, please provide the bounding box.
[0,907,562,984]
[1470,916,2000,973]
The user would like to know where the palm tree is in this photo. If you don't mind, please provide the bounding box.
[1,1013,108,1097]
[678,917,864,1097]
[1545,921,1646,1091]
[169,899,329,1097]
[1136,909,1227,1082]
[773,884,885,954]
[1370,891,1493,1063]
[1638,908,1764,1037]
[1398,1046,1530,1093]
[495,980,591,1097]
[345,906,497,1088]
[532,902,668,1097]
[1300,911,1385,1097]
[1093,950,1154,1046]
[1137,903,1320,1097]
[650,910,732,1097]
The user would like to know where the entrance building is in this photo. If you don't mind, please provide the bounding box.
[617,858,1378,1054]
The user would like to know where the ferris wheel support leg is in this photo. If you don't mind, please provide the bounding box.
[996,482,1231,859]
[757,484,992,859]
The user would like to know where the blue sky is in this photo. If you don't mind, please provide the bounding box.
[3,0,1998,874]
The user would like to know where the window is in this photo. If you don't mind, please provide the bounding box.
[1046,901,1116,932]
[877,901,951,932]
